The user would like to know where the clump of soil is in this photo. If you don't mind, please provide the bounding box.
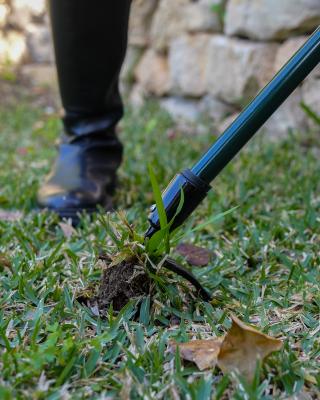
[96,258,151,313]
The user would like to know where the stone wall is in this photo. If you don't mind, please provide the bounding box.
[0,0,56,91]
[0,0,319,137]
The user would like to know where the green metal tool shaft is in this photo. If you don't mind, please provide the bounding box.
[192,26,320,183]
[146,27,320,240]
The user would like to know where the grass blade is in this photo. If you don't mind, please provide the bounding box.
[301,102,320,125]
[148,163,168,229]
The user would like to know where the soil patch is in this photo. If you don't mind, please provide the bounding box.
[96,258,151,313]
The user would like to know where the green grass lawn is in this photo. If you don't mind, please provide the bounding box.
[0,91,319,399]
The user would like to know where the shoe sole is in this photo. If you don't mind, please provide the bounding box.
[40,204,113,226]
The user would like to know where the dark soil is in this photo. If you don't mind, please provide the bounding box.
[96,258,151,313]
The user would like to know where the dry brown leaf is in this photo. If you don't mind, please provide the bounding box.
[170,338,223,370]
[58,222,76,239]
[169,315,282,380]
[0,254,11,269]
[176,243,212,267]
[217,314,283,381]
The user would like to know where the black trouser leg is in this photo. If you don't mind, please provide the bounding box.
[37,1,132,220]
[49,0,131,138]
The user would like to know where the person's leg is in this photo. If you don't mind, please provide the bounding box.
[37,0,131,222]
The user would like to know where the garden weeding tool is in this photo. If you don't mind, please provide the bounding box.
[145,26,320,240]
[144,27,320,300]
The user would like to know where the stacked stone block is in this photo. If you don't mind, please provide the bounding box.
[0,0,55,87]
[126,0,320,137]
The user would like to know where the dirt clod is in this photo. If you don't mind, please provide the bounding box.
[96,259,151,312]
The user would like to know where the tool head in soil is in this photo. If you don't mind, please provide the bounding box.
[145,27,320,240]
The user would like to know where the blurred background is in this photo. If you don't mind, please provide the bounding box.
[0,0,319,138]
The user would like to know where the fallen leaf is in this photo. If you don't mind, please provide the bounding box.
[166,128,179,140]
[58,222,76,239]
[17,147,28,156]
[217,315,283,381]
[0,254,11,269]
[0,209,23,221]
[169,315,282,380]
[169,338,223,370]
[176,243,212,266]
